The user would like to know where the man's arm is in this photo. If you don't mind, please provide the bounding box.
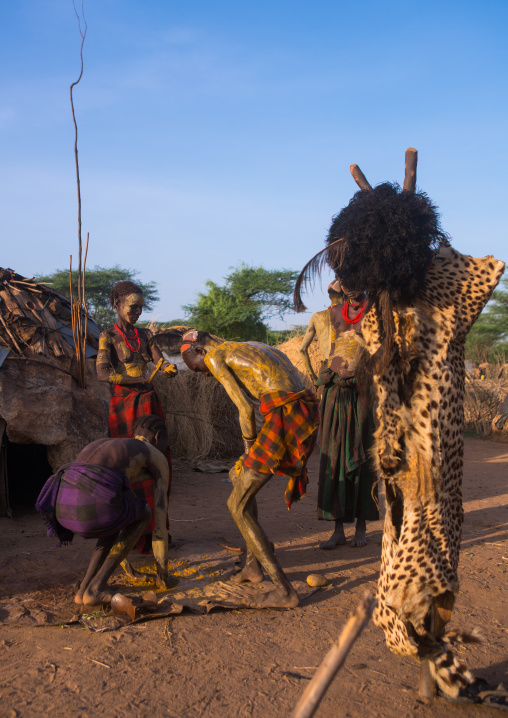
[147,330,178,378]
[205,352,257,449]
[96,332,122,384]
[299,320,318,382]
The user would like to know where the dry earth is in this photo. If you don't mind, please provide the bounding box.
[0,437,506,718]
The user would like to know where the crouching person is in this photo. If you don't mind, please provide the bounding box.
[36,415,176,606]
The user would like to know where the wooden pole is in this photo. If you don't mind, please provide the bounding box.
[350,165,372,191]
[403,147,418,192]
[80,232,89,387]
[290,592,377,718]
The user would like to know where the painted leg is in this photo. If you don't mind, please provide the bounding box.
[83,505,152,606]
[351,518,367,547]
[227,465,299,608]
[231,498,264,584]
[75,534,118,604]
[319,520,347,550]
[231,547,265,584]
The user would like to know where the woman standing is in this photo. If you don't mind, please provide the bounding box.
[96,280,177,551]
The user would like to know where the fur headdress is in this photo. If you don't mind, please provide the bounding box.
[293,149,450,375]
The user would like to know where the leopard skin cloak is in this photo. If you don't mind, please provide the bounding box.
[360,247,504,659]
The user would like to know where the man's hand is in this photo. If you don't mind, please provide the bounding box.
[163,363,178,378]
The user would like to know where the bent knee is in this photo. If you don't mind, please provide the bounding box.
[229,464,241,483]
[227,493,237,515]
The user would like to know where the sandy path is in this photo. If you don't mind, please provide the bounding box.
[0,437,506,717]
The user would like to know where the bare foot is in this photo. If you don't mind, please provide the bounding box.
[351,520,367,547]
[231,549,265,584]
[155,574,179,590]
[121,559,156,583]
[231,563,264,584]
[246,586,300,609]
[350,529,367,547]
[126,568,156,583]
[319,529,347,550]
[83,586,117,606]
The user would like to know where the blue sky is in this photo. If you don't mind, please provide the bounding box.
[1,0,506,328]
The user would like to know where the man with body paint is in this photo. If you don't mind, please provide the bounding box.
[299,280,344,383]
[181,331,319,608]
[316,279,379,549]
[36,415,177,606]
[96,280,177,554]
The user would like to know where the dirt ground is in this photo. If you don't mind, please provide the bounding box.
[0,437,506,718]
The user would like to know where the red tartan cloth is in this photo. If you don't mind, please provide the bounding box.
[108,385,172,552]
[242,388,319,509]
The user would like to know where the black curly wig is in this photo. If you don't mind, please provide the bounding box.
[326,182,449,304]
[293,177,450,378]
[294,183,449,313]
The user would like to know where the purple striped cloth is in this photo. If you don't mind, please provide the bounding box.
[36,462,146,545]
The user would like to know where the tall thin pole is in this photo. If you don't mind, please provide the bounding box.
[69,1,89,389]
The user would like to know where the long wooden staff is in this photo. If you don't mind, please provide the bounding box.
[290,592,377,718]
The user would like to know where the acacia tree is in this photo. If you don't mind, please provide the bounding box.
[36,265,159,328]
[466,276,508,362]
[183,264,298,341]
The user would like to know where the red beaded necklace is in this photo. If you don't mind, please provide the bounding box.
[342,299,367,325]
[114,323,141,353]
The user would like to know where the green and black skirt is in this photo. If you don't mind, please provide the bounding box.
[316,369,379,523]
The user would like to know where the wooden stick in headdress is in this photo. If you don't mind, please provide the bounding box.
[403,147,418,192]
[350,164,372,191]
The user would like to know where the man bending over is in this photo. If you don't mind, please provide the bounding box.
[181,330,319,608]
[36,415,176,606]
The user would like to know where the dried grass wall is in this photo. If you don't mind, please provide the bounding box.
[464,364,508,435]
[275,331,321,390]
[153,370,243,460]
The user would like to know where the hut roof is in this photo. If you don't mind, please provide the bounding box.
[0,267,101,361]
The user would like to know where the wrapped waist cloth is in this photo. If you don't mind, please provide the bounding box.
[35,462,147,545]
[242,388,320,508]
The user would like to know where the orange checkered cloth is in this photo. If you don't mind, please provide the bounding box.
[242,388,319,508]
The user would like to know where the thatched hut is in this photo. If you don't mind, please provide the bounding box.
[0,268,109,516]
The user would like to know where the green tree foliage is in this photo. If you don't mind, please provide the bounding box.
[183,264,299,341]
[35,265,159,328]
[466,276,508,363]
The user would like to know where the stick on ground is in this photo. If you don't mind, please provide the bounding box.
[290,592,377,718]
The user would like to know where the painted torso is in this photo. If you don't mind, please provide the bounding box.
[205,341,305,401]
[97,327,155,383]
[329,301,371,377]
